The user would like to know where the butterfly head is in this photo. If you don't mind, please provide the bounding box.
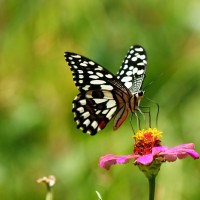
[135,90,145,105]
[137,90,145,98]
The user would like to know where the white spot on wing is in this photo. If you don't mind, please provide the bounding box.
[91,121,98,129]
[96,72,104,77]
[135,47,143,52]
[80,63,87,67]
[94,66,103,70]
[78,70,83,74]
[89,75,99,79]
[83,119,90,127]
[79,99,86,105]
[72,55,81,58]
[101,85,113,90]
[82,111,90,119]
[133,68,138,74]
[106,107,117,119]
[105,74,113,79]
[137,69,144,75]
[96,110,101,115]
[93,98,107,104]
[120,70,124,75]
[74,96,78,100]
[82,85,90,90]
[102,91,113,99]
[125,81,132,88]
[89,61,95,65]
[86,130,92,134]
[131,57,137,61]
[123,65,128,69]
[137,63,145,66]
[88,71,93,74]
[121,76,132,82]
[140,55,146,59]
[129,66,134,70]
[106,100,116,108]
[77,107,84,113]
[90,80,106,85]
[126,71,132,76]
[102,109,109,114]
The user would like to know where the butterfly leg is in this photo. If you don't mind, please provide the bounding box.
[143,97,160,128]
[139,106,151,128]
[129,114,135,134]
[155,103,159,128]
[130,112,141,134]
[136,107,146,129]
[135,111,142,131]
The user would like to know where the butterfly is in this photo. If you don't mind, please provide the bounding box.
[64,45,147,135]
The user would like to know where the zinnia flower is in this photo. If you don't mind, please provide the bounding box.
[99,128,199,173]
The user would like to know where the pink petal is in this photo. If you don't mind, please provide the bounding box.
[159,143,199,162]
[136,154,154,165]
[152,146,168,156]
[99,154,136,170]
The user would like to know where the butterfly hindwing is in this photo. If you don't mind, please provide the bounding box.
[72,90,119,135]
[117,45,147,94]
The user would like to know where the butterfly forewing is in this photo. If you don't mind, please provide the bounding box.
[65,52,131,135]
[65,52,128,93]
[117,45,147,94]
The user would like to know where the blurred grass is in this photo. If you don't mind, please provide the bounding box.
[0,0,200,199]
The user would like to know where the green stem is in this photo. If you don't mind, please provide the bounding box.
[45,185,53,200]
[148,176,155,200]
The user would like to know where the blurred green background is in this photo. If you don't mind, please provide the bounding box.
[0,0,200,199]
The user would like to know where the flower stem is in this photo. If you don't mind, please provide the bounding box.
[148,175,155,200]
[45,185,53,200]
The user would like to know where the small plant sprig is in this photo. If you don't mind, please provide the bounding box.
[37,175,56,200]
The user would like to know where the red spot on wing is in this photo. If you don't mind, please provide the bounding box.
[99,120,106,129]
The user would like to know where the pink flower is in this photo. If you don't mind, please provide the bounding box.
[99,128,199,170]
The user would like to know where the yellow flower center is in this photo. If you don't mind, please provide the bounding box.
[133,128,162,156]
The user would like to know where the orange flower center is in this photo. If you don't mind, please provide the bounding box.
[133,128,162,155]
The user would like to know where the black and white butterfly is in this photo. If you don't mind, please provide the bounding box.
[64,45,147,135]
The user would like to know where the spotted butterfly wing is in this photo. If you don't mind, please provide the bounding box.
[64,45,147,135]
[117,45,147,94]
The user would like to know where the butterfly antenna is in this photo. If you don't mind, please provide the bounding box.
[143,73,164,91]
[135,112,141,131]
